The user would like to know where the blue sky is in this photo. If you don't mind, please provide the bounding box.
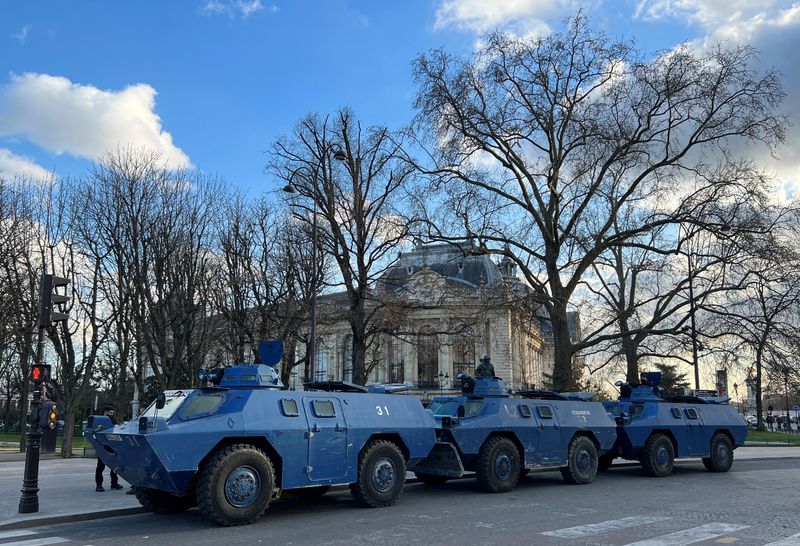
[1,1,797,195]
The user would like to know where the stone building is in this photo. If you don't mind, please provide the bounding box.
[290,243,578,397]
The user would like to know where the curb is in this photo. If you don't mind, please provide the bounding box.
[0,507,145,531]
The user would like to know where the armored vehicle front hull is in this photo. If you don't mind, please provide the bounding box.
[87,383,436,525]
[602,382,747,477]
[412,379,618,492]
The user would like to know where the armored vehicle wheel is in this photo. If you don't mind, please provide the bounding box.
[134,487,195,514]
[476,436,521,493]
[598,453,615,472]
[560,435,598,485]
[350,439,406,508]
[640,433,674,477]
[702,433,733,473]
[414,472,449,486]
[196,444,275,526]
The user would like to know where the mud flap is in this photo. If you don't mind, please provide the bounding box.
[408,442,464,478]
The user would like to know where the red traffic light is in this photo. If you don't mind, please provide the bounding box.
[31,365,49,384]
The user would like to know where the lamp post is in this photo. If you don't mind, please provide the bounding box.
[283,147,347,384]
[677,220,730,391]
[782,366,791,432]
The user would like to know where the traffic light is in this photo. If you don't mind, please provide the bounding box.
[30,364,50,385]
[39,401,58,430]
[38,274,69,328]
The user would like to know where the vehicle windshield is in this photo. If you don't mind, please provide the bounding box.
[428,400,483,418]
[140,390,190,421]
[428,400,459,417]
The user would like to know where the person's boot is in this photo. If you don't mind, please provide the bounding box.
[96,485,105,492]
[110,483,124,490]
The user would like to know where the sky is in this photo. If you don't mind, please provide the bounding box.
[0,1,798,196]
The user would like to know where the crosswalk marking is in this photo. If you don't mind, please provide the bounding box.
[763,532,800,546]
[541,516,672,539]
[1,537,69,546]
[0,532,36,540]
[620,523,750,546]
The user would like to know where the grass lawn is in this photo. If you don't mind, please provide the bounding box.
[0,433,89,451]
[746,429,800,446]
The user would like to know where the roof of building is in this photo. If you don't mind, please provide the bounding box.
[381,242,509,292]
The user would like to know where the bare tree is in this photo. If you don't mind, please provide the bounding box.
[269,110,414,385]
[410,14,786,389]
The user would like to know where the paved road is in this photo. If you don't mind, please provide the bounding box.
[3,457,800,546]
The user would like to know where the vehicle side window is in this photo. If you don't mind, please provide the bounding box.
[685,408,699,420]
[465,401,483,417]
[312,400,336,418]
[537,405,553,419]
[181,394,224,419]
[671,408,682,418]
[519,404,532,418]
[280,399,299,417]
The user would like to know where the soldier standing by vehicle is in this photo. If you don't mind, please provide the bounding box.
[95,404,123,492]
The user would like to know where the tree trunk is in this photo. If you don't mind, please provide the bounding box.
[755,349,764,431]
[549,303,574,391]
[60,410,76,458]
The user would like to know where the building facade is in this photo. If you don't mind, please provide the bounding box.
[291,243,575,397]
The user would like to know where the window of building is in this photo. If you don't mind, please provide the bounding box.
[315,345,328,382]
[387,336,404,383]
[417,330,438,389]
[342,335,353,383]
[453,327,475,378]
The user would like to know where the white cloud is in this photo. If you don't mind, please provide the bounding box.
[12,24,32,45]
[200,0,278,18]
[0,148,53,181]
[635,1,800,199]
[435,0,564,34]
[0,73,191,169]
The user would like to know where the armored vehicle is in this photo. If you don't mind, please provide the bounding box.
[86,342,436,526]
[600,372,748,477]
[411,375,618,493]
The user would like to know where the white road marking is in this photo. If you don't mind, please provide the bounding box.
[0,531,37,540]
[763,532,800,545]
[621,523,749,545]
[0,538,69,546]
[541,516,672,539]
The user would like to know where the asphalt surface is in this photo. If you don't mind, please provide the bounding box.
[0,447,799,545]
[0,446,796,530]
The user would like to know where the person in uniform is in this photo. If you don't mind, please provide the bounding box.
[95,404,123,492]
[475,356,495,378]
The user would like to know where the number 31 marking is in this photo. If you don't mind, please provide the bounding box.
[376,405,390,416]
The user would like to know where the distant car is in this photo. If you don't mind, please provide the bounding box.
[745,415,757,426]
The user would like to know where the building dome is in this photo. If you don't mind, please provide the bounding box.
[381,242,504,292]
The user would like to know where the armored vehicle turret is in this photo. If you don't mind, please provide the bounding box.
[600,372,747,477]
[86,341,436,526]
[411,375,617,493]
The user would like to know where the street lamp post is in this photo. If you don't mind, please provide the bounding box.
[678,220,730,392]
[783,366,791,432]
[733,382,739,414]
[282,147,347,384]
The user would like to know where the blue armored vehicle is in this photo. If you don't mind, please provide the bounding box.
[600,372,748,477]
[411,374,618,492]
[85,342,436,526]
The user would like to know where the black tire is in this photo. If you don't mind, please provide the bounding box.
[414,472,450,486]
[350,439,406,508]
[560,435,598,485]
[475,436,521,493]
[196,444,275,526]
[640,433,674,478]
[598,453,615,472]
[702,433,734,473]
[134,486,195,514]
